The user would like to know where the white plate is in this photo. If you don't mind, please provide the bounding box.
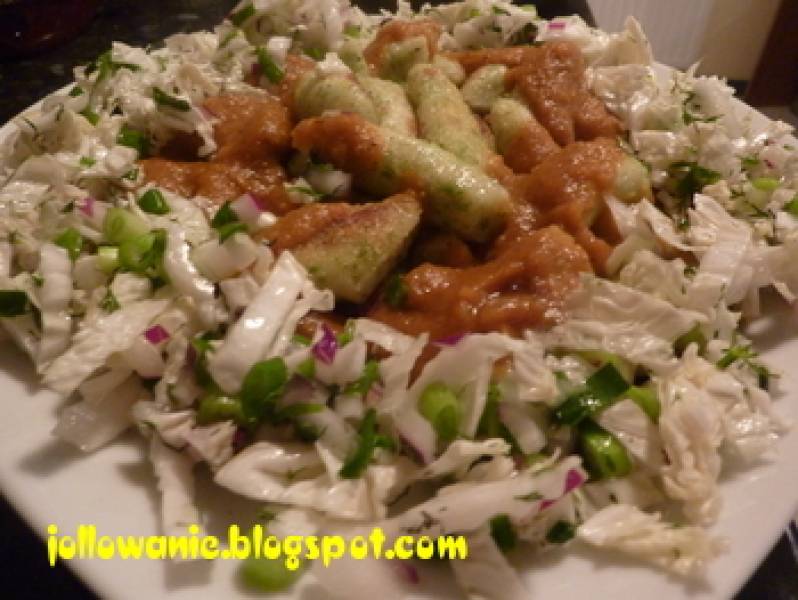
[1,92,797,600]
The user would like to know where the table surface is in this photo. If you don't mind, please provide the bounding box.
[0,1,796,599]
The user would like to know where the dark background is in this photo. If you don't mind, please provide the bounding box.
[0,1,796,599]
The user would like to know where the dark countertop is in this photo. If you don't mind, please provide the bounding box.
[0,1,796,599]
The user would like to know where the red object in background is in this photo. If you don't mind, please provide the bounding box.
[0,0,100,59]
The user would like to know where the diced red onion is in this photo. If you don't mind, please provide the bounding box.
[548,21,566,30]
[564,468,585,494]
[364,384,383,407]
[540,467,586,511]
[433,333,466,347]
[394,562,420,585]
[764,158,775,169]
[312,324,338,364]
[232,427,249,453]
[231,193,265,222]
[144,325,170,345]
[79,196,96,217]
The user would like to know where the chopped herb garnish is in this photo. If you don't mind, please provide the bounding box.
[675,324,706,356]
[79,108,100,126]
[344,360,380,396]
[343,24,362,37]
[31,273,44,287]
[750,177,779,192]
[79,156,96,167]
[337,320,355,347]
[492,6,511,15]
[211,201,246,242]
[783,195,798,217]
[240,358,288,426]
[68,86,84,97]
[546,521,576,544]
[99,289,121,313]
[229,3,255,26]
[489,514,517,552]
[384,273,408,308]
[303,47,326,61]
[54,228,84,261]
[122,168,139,182]
[291,333,312,346]
[340,408,380,479]
[0,290,31,317]
[296,357,316,379]
[716,344,756,370]
[741,156,760,170]
[667,161,721,208]
[152,87,191,112]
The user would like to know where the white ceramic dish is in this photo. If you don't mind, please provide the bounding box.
[0,89,797,600]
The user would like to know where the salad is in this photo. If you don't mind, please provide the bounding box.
[0,0,796,597]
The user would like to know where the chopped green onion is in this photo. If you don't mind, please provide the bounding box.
[137,189,170,215]
[218,222,247,243]
[336,320,356,347]
[339,408,380,479]
[80,108,100,126]
[191,334,217,388]
[79,156,96,167]
[276,403,325,421]
[240,358,288,425]
[68,86,84,97]
[553,362,630,426]
[303,47,325,61]
[418,381,460,442]
[103,208,150,244]
[0,290,30,317]
[716,344,756,370]
[343,360,380,396]
[784,195,798,217]
[576,350,634,382]
[741,156,759,170]
[211,201,238,228]
[196,392,246,425]
[97,246,120,274]
[295,357,315,379]
[122,168,139,182]
[229,3,256,26]
[99,289,121,313]
[384,273,408,308]
[489,514,517,552]
[116,125,150,157]
[578,420,632,480]
[152,87,191,112]
[751,177,779,192]
[31,273,44,287]
[674,324,706,357]
[118,230,166,277]
[240,555,302,593]
[291,333,312,346]
[625,386,660,422]
[545,521,576,544]
[343,24,362,37]
[476,383,518,450]
[54,228,84,261]
[255,47,284,84]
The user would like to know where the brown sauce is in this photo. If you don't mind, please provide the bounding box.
[141,93,295,212]
[138,41,632,342]
[505,41,621,146]
[369,226,592,339]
